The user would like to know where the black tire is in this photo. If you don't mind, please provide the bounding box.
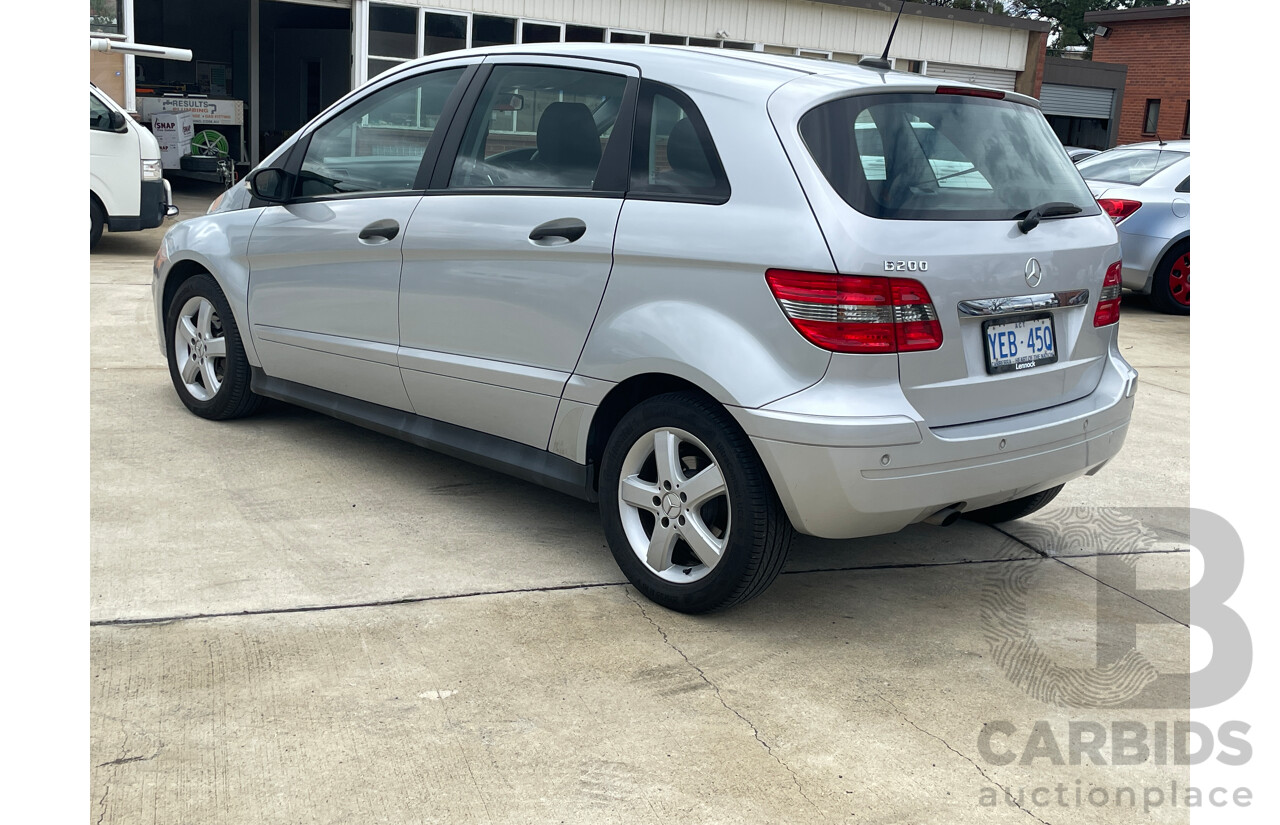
[164,273,264,420]
[1149,240,1190,315]
[599,392,794,614]
[180,154,222,173]
[963,484,1064,525]
[90,197,105,250]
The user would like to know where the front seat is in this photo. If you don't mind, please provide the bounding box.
[658,117,715,190]
[533,102,601,188]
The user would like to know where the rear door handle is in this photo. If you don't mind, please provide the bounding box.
[358,219,400,243]
[529,218,587,245]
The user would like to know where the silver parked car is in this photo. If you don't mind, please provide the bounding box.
[1076,140,1190,314]
[153,44,1137,613]
[1063,145,1100,163]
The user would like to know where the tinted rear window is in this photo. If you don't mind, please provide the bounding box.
[1075,148,1189,186]
[799,93,1099,221]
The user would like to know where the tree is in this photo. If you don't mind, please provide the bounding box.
[917,1,1008,12]
[1004,1,1186,50]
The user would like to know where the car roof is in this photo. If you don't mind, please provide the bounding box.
[400,42,981,95]
[1109,139,1191,153]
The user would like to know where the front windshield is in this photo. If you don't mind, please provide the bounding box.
[799,93,1100,221]
[1075,148,1189,185]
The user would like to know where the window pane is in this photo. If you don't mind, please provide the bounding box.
[688,37,719,48]
[90,93,116,131]
[565,25,605,43]
[521,22,562,44]
[1075,148,1189,186]
[800,93,1100,221]
[473,15,516,48]
[609,31,646,44]
[449,65,628,190]
[368,58,405,80]
[370,4,417,59]
[299,67,465,196]
[1143,99,1161,134]
[424,12,467,56]
[631,84,730,202]
[650,34,685,45]
[90,0,122,34]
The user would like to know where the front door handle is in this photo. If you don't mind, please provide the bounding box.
[529,218,587,245]
[358,219,400,243]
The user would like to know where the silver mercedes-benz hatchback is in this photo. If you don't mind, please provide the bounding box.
[154,44,1136,613]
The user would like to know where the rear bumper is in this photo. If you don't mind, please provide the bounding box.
[732,340,1137,538]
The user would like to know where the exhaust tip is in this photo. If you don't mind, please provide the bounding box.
[924,503,966,527]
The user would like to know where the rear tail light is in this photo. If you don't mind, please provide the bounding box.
[1097,198,1142,224]
[1093,261,1123,327]
[765,269,943,353]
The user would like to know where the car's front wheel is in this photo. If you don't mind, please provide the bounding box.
[599,392,793,613]
[165,273,264,420]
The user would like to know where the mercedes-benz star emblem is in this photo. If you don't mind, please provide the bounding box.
[1025,257,1043,288]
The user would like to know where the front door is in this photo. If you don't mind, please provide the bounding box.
[246,63,470,410]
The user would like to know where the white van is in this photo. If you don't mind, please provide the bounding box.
[89,84,176,249]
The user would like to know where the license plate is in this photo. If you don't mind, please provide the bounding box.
[982,312,1058,374]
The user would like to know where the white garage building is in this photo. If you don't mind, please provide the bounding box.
[90,0,1051,166]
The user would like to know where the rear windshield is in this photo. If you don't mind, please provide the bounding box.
[1075,147,1188,186]
[799,93,1099,221]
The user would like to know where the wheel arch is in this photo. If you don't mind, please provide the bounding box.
[154,210,265,367]
[578,373,779,500]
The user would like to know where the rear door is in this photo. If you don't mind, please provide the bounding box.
[246,61,472,411]
[776,82,1119,427]
[396,57,637,448]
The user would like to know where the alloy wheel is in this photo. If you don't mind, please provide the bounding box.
[617,427,731,583]
[172,296,227,401]
[1168,251,1190,307]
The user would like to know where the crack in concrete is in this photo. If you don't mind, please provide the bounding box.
[871,691,1052,825]
[988,525,1189,628]
[624,589,824,819]
[96,750,162,768]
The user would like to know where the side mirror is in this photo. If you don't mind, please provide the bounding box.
[248,167,293,203]
[108,110,128,133]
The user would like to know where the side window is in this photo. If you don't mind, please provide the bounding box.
[297,67,465,198]
[629,82,730,203]
[90,93,119,132]
[449,64,628,190]
[1175,175,1190,193]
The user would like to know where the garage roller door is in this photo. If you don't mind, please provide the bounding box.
[1039,84,1114,119]
[925,62,1016,91]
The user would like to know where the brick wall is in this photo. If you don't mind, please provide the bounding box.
[1091,16,1190,145]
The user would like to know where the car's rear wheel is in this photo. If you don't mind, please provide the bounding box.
[599,392,793,613]
[1150,241,1190,315]
[90,197,105,250]
[963,484,1064,525]
[165,273,264,420]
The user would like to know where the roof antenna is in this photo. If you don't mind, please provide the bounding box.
[859,1,906,71]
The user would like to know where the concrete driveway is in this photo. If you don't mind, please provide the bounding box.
[91,180,1191,824]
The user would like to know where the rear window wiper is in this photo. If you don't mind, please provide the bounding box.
[1014,202,1083,233]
